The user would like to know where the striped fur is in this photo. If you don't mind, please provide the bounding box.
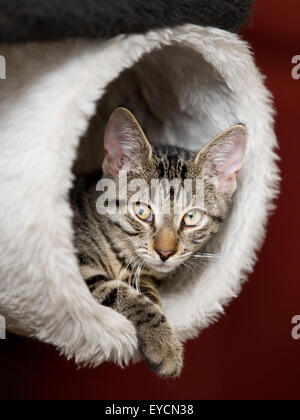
[71,109,247,377]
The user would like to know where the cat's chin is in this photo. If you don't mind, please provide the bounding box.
[144,260,177,275]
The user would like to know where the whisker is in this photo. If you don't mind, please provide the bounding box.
[129,258,140,287]
[181,261,192,271]
[134,263,142,293]
[126,256,136,286]
[192,253,223,259]
[115,257,136,309]
[120,255,135,281]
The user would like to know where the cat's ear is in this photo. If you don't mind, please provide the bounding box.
[195,125,248,194]
[103,107,152,177]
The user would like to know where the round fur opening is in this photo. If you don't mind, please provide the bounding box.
[74,45,231,175]
[0,25,279,365]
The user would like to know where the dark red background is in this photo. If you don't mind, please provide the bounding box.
[1,0,299,400]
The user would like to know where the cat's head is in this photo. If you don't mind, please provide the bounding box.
[101,108,247,274]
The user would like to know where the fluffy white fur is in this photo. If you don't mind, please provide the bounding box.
[0,25,279,366]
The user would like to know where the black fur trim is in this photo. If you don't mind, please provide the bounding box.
[102,289,118,307]
[0,0,253,43]
[86,275,107,288]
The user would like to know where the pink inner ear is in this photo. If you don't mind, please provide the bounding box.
[219,139,245,176]
[104,135,124,177]
[214,128,247,193]
[103,108,152,177]
[103,111,132,177]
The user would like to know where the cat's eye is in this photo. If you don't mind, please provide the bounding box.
[134,203,154,223]
[182,209,204,227]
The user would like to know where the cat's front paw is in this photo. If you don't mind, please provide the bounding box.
[137,316,183,378]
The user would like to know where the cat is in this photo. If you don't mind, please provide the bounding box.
[71,107,247,378]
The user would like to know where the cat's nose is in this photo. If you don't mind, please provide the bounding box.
[155,248,176,262]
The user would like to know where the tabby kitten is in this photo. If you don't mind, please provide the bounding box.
[71,108,247,378]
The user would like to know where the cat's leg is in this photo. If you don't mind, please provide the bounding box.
[87,276,183,378]
[139,276,161,306]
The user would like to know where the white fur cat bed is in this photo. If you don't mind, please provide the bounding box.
[0,24,279,366]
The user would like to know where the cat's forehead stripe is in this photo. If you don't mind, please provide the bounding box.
[153,145,192,182]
